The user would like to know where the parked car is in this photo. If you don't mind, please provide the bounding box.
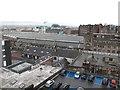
[77,87,84,90]
[60,83,70,90]
[74,71,81,79]
[45,80,55,88]
[52,82,62,90]
[118,80,120,87]
[102,78,109,86]
[88,75,95,82]
[81,74,87,80]
[110,79,117,88]
[60,70,67,76]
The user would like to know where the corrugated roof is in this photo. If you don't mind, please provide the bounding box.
[4,32,84,43]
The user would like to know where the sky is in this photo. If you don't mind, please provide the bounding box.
[0,0,119,26]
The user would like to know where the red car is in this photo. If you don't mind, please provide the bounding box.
[110,79,117,88]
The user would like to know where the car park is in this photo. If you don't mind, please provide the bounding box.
[52,82,62,90]
[102,78,109,86]
[44,80,55,88]
[88,75,95,82]
[59,83,70,90]
[74,71,81,79]
[110,79,117,88]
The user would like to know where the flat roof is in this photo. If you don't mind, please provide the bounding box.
[11,62,32,73]
[0,68,17,79]
[1,65,62,88]
[3,32,84,43]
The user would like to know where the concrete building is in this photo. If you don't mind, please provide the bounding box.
[2,39,12,67]
[0,32,2,67]
[0,63,62,89]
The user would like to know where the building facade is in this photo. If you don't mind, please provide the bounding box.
[0,32,2,67]
[78,24,119,53]
[78,24,120,63]
[2,39,12,67]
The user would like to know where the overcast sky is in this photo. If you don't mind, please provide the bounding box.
[0,0,119,26]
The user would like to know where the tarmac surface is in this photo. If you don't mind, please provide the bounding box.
[54,74,108,88]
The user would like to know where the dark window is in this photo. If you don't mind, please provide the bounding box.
[107,50,110,53]
[112,50,115,53]
[109,58,113,61]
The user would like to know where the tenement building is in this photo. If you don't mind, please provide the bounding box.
[78,24,120,63]
[78,24,119,53]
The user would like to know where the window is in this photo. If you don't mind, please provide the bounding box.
[35,56,38,59]
[2,45,5,49]
[2,49,5,52]
[2,51,5,55]
[27,49,29,51]
[113,46,116,49]
[98,49,101,52]
[102,50,105,52]
[27,55,29,58]
[97,35,99,38]
[109,58,113,61]
[108,46,111,48]
[94,35,97,38]
[3,55,6,57]
[41,51,44,53]
[107,50,110,53]
[102,36,104,38]
[112,50,115,53]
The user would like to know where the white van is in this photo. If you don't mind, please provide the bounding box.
[45,80,54,88]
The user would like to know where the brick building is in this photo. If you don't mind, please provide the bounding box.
[78,24,119,52]
[78,24,120,63]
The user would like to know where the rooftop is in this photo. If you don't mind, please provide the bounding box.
[73,53,119,68]
[0,65,62,88]
[23,46,79,59]
[3,32,84,43]
[10,62,32,73]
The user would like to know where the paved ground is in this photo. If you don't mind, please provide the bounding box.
[54,75,107,88]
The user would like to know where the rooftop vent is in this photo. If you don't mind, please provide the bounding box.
[41,51,44,53]
[33,50,36,52]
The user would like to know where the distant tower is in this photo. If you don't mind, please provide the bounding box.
[43,22,47,33]
[2,39,12,67]
[78,25,80,36]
